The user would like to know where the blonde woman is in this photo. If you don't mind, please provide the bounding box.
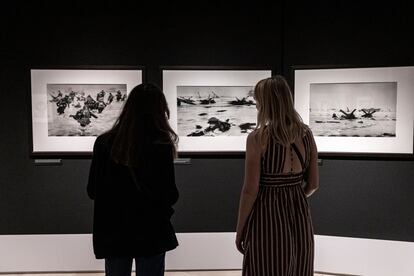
[236,76,319,276]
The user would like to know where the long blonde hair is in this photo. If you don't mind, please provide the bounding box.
[254,75,304,149]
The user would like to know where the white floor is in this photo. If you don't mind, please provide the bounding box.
[0,272,337,276]
[165,272,330,276]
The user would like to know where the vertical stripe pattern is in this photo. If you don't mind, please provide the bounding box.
[243,129,314,276]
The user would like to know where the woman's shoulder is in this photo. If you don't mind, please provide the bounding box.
[246,130,263,151]
[95,132,113,145]
[301,123,313,137]
[93,132,115,152]
[247,129,259,143]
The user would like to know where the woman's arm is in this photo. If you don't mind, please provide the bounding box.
[158,145,179,206]
[304,131,319,197]
[235,132,261,253]
[147,144,179,208]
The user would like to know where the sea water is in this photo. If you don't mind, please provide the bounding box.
[177,96,257,136]
[309,110,396,137]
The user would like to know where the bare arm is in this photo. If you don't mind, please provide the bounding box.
[235,132,261,253]
[304,131,319,197]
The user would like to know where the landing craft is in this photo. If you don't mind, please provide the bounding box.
[197,92,216,104]
[228,97,255,106]
[360,108,380,118]
[177,96,196,106]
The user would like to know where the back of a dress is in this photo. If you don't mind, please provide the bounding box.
[242,128,314,276]
[261,127,312,177]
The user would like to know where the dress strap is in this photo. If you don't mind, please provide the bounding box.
[291,143,305,171]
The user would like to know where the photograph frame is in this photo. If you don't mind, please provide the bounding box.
[29,65,145,158]
[292,65,414,160]
[161,66,274,156]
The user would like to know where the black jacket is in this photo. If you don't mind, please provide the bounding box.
[87,133,179,259]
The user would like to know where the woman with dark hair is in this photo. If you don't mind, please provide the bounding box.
[236,76,319,276]
[87,83,179,276]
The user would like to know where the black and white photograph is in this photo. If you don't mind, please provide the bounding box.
[309,82,397,137]
[294,66,414,157]
[47,84,127,136]
[30,68,142,154]
[177,86,256,137]
[162,69,271,153]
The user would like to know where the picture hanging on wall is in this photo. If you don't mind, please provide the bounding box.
[293,65,414,158]
[30,67,143,156]
[162,67,272,154]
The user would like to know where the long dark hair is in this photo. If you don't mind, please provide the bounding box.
[108,83,178,167]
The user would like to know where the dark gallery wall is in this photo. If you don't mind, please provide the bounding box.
[0,2,413,242]
[0,3,282,234]
[283,2,414,241]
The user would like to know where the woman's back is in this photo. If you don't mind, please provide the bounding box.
[88,130,179,259]
[87,83,180,272]
[260,126,312,177]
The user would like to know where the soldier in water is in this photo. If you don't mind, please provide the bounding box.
[49,90,63,103]
[85,95,97,109]
[70,105,98,127]
[97,90,106,102]
[107,92,114,104]
[97,100,107,113]
[116,90,123,101]
[77,91,86,102]
[56,100,68,115]
[69,91,76,103]
[56,95,72,115]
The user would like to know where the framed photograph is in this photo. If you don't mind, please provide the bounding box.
[293,65,414,158]
[30,67,143,156]
[162,67,272,154]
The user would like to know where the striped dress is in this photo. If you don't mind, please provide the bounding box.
[242,130,314,276]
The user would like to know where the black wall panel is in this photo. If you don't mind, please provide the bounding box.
[282,1,414,242]
[1,2,413,242]
[0,3,282,234]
